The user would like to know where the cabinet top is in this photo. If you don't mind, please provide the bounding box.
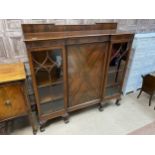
[22,23,134,42]
[23,29,134,42]
[0,63,26,84]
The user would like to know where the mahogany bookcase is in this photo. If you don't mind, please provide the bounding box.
[22,23,134,131]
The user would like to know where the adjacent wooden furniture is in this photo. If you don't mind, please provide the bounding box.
[0,63,37,134]
[22,23,134,131]
[137,74,155,107]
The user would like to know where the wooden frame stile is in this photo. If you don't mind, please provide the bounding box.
[27,48,41,116]
[98,41,111,111]
[63,44,70,121]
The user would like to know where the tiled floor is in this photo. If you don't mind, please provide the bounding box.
[12,91,155,135]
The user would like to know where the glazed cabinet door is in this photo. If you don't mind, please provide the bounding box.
[67,42,108,109]
[103,41,131,99]
[29,46,67,118]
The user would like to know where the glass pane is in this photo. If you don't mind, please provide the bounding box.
[32,52,47,67]
[32,49,63,85]
[105,85,121,96]
[107,70,124,87]
[40,99,64,115]
[109,42,128,73]
[32,48,65,114]
[38,84,64,104]
[36,69,50,86]
[105,42,129,97]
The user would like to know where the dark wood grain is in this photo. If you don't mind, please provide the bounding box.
[27,46,68,129]
[137,74,155,107]
[22,23,134,130]
[22,23,117,34]
[67,43,108,107]
[0,83,27,121]
[23,30,133,42]
[0,81,37,134]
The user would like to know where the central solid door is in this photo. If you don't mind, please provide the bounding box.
[67,42,108,109]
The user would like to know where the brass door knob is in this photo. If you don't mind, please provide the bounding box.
[5,100,12,106]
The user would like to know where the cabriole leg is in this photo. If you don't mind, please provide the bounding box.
[98,102,104,112]
[115,98,121,106]
[40,120,46,132]
[63,113,69,124]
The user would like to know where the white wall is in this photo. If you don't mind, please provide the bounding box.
[0,19,155,64]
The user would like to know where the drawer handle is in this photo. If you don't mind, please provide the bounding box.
[4,100,12,106]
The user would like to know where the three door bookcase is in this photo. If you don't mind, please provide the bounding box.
[22,23,134,131]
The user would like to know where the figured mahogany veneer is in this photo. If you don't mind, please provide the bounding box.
[0,83,26,120]
[22,23,134,131]
[67,43,108,107]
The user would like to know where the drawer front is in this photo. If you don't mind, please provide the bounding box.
[0,83,27,121]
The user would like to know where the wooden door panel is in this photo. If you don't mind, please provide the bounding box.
[0,83,27,121]
[67,43,108,107]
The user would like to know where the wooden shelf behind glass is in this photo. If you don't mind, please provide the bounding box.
[40,94,64,104]
[38,77,63,88]
[38,84,64,104]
